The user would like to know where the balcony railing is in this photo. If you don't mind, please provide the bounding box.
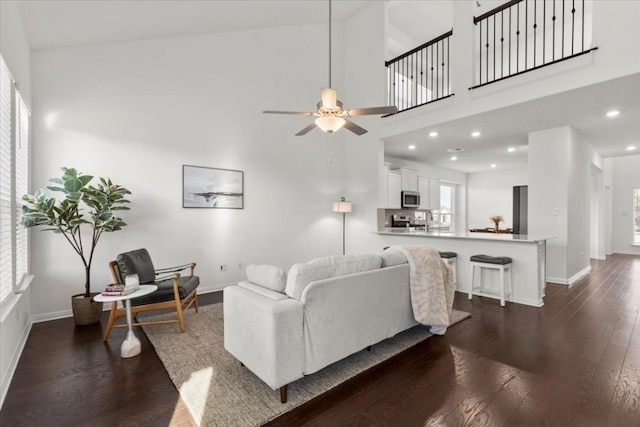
[385,30,453,113]
[472,0,597,89]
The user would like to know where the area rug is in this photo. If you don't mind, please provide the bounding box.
[142,304,470,427]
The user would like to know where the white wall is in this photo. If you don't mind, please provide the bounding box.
[606,155,640,256]
[343,1,388,254]
[0,0,32,409]
[467,167,528,230]
[29,20,383,319]
[528,126,602,284]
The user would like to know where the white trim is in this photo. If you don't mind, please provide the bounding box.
[14,274,33,294]
[568,265,592,288]
[611,250,640,256]
[31,282,235,323]
[0,314,32,409]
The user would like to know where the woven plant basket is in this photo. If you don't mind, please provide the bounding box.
[71,293,103,326]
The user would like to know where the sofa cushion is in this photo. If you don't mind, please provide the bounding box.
[245,264,287,293]
[381,249,408,267]
[237,281,289,301]
[285,253,382,300]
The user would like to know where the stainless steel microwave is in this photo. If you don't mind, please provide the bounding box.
[401,191,420,208]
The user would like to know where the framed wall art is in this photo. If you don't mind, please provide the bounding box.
[182,165,244,209]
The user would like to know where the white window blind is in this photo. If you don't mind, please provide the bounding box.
[0,56,14,303]
[0,55,30,303]
[15,91,29,288]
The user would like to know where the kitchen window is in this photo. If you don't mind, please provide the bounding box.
[434,183,456,232]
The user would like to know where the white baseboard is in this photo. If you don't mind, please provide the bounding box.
[31,282,234,323]
[547,265,592,287]
[0,316,32,409]
[568,265,592,288]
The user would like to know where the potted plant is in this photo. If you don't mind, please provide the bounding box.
[489,214,504,232]
[22,167,131,325]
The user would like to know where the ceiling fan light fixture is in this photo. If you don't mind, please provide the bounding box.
[315,116,345,133]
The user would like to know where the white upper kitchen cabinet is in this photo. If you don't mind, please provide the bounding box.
[387,171,402,209]
[418,176,441,210]
[400,168,418,192]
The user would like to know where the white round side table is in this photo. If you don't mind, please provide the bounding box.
[94,284,157,358]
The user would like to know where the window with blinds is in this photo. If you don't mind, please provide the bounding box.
[0,55,30,304]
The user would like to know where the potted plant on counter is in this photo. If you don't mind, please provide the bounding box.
[489,214,504,232]
[22,167,131,325]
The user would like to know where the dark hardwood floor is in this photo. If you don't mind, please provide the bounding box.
[1,253,639,426]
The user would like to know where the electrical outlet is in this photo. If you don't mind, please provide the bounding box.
[220,264,228,272]
[238,262,244,270]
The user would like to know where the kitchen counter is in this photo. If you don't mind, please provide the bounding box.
[377,230,553,307]
[378,229,554,243]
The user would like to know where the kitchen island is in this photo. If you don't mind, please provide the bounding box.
[378,230,554,307]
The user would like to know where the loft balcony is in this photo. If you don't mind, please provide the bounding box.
[386,0,597,114]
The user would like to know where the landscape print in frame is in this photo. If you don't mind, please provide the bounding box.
[183,165,244,209]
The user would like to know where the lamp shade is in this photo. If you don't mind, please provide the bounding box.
[315,116,346,133]
[332,200,352,213]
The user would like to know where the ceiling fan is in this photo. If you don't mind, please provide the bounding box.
[263,0,398,136]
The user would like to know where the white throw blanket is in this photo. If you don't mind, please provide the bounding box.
[394,246,455,335]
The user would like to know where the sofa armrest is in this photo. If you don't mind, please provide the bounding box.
[223,285,304,390]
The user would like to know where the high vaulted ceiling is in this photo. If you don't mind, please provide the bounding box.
[13,0,640,173]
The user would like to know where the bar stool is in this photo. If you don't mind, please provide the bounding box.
[469,254,512,307]
[438,252,457,288]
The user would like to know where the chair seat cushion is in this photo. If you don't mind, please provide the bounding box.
[131,275,199,306]
[470,254,512,265]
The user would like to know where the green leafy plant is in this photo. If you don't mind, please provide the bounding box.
[22,167,131,298]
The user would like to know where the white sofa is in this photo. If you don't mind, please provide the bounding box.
[223,251,417,403]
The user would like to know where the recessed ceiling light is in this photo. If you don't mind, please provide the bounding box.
[408,145,416,150]
[606,110,620,117]
[507,147,515,152]
[446,147,464,153]
[471,131,481,137]
[490,163,497,168]
[429,131,438,137]
[450,156,458,161]
[627,146,637,151]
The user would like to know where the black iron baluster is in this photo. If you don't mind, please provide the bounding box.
[486,17,489,83]
[501,11,504,78]
[582,0,585,52]
[509,7,512,75]
[533,0,537,67]
[431,43,434,99]
[572,0,576,55]
[553,0,556,61]
[411,54,415,108]
[440,40,444,98]
[517,2,520,72]
[447,35,450,95]
[493,15,496,82]
[543,0,547,61]
[562,0,565,58]
[525,0,528,69]
[479,20,483,84]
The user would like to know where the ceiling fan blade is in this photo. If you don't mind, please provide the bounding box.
[346,106,399,116]
[295,122,317,136]
[343,119,368,136]
[321,88,338,109]
[263,110,314,116]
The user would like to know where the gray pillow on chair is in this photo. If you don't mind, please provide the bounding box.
[116,248,156,284]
